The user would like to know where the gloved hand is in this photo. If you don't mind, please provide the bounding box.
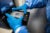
[12,0,47,14]
[12,4,27,14]
[5,13,23,31]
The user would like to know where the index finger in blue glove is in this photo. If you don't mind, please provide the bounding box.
[5,13,23,20]
[5,13,14,18]
[12,4,27,11]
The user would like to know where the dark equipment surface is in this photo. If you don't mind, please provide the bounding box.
[22,12,30,26]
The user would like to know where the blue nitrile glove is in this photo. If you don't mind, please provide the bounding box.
[12,4,27,14]
[5,13,23,31]
[12,0,47,14]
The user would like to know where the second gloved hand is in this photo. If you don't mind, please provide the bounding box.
[5,13,23,31]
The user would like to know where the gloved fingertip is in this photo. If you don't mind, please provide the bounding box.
[5,13,11,18]
[12,8,17,11]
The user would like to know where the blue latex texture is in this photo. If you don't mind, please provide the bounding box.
[12,0,47,12]
[5,13,23,31]
[12,4,27,14]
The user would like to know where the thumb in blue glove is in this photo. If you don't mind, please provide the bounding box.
[5,13,23,31]
[12,4,27,14]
